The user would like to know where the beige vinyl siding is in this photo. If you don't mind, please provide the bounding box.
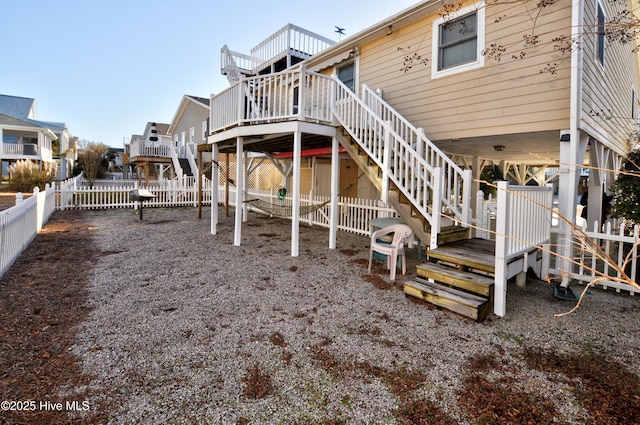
[358,0,572,140]
[580,0,640,155]
[174,102,209,144]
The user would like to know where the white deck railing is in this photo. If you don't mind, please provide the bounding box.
[0,185,56,278]
[493,182,554,317]
[129,139,173,158]
[211,67,334,132]
[221,24,334,81]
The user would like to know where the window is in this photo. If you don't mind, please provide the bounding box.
[337,62,355,91]
[596,1,605,66]
[432,2,485,78]
[439,13,478,70]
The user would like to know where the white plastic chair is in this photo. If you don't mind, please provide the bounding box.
[368,224,413,282]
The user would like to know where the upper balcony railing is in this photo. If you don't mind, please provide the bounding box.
[210,66,334,133]
[221,24,334,81]
[0,142,52,162]
[129,138,173,159]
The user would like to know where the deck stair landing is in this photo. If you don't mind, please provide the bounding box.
[404,239,496,321]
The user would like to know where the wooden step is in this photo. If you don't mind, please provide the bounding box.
[416,262,494,298]
[436,226,469,245]
[427,238,495,274]
[404,277,491,321]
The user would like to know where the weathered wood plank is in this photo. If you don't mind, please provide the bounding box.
[427,238,496,273]
[416,262,494,298]
[404,278,490,321]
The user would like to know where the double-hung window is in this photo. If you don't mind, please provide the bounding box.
[432,2,485,78]
[337,62,356,91]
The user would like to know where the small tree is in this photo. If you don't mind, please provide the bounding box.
[610,149,640,231]
[77,141,109,188]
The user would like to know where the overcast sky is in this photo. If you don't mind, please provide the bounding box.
[1,0,419,148]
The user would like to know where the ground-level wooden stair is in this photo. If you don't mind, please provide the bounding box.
[404,239,496,321]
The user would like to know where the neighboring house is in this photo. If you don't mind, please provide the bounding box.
[126,122,173,183]
[205,0,639,318]
[0,94,75,179]
[126,95,214,182]
[167,95,211,178]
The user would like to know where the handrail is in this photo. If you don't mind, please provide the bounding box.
[332,76,471,240]
[360,84,470,224]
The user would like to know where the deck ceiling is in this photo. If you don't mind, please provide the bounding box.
[215,132,333,156]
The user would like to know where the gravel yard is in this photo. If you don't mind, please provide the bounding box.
[1,206,640,424]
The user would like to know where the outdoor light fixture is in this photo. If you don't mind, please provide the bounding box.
[560,133,570,142]
[493,145,505,152]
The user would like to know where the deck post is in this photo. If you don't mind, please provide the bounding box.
[430,167,443,250]
[329,135,340,249]
[494,181,509,317]
[233,137,244,246]
[211,143,219,235]
[381,120,392,203]
[291,130,302,257]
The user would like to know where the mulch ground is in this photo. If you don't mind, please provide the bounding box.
[0,211,107,424]
[1,210,640,424]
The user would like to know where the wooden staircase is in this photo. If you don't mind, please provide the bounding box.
[404,239,496,321]
[336,132,469,248]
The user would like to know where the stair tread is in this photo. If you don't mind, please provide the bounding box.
[427,239,495,273]
[416,262,494,289]
[407,277,488,306]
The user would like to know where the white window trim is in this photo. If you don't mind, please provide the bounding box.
[431,1,485,79]
[595,0,606,69]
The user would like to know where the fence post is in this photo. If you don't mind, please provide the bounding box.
[475,190,485,239]
[15,193,23,205]
[494,181,509,317]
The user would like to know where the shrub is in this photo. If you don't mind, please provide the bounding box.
[7,160,53,192]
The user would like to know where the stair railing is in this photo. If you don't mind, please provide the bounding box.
[332,77,472,247]
[186,143,198,177]
[169,144,183,180]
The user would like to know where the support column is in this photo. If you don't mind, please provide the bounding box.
[234,138,244,246]
[291,130,302,257]
[211,144,219,235]
[557,132,588,285]
[242,150,248,222]
[329,136,340,249]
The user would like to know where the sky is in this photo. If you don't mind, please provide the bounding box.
[1,0,419,148]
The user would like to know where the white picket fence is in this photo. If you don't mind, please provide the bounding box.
[226,187,398,236]
[0,184,56,277]
[549,222,640,295]
[56,175,214,210]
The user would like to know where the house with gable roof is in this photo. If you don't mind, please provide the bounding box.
[204,0,640,319]
[126,95,214,183]
[0,94,75,180]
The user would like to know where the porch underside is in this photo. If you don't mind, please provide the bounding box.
[209,120,337,155]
